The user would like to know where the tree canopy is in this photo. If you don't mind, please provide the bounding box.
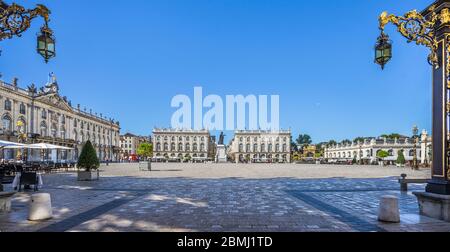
[377,150,389,159]
[137,143,153,158]
[77,140,100,171]
[397,150,406,165]
[380,133,403,139]
[296,134,312,147]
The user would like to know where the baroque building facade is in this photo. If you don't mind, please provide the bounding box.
[228,130,292,163]
[0,75,121,162]
[324,130,432,165]
[119,133,150,158]
[152,128,215,162]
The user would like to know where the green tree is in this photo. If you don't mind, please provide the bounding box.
[354,137,365,143]
[341,139,352,145]
[377,150,389,159]
[296,134,312,147]
[77,140,100,171]
[137,143,153,159]
[397,150,406,165]
[381,133,403,139]
[327,140,337,147]
[290,136,298,152]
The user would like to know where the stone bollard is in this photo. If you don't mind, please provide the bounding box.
[378,195,400,223]
[28,193,53,221]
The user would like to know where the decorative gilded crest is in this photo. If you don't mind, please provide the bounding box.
[0,1,51,41]
[379,9,440,67]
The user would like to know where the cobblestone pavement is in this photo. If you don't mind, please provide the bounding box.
[1,163,449,232]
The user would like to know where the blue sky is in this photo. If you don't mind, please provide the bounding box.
[0,0,433,143]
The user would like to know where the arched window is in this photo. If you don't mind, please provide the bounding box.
[2,114,11,131]
[409,149,415,157]
[193,143,198,151]
[239,144,244,152]
[40,122,48,137]
[4,100,11,111]
[276,144,280,152]
[156,143,161,151]
[19,103,26,115]
[268,144,273,153]
[388,149,394,156]
[246,144,250,153]
[73,130,78,142]
[179,137,182,141]
[283,144,287,152]
[178,143,183,151]
[41,110,47,119]
[186,143,190,151]
[200,143,205,152]
[261,144,266,152]
[171,143,176,151]
[253,144,258,152]
[164,143,169,151]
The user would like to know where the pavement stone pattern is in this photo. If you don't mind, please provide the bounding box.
[0,163,449,232]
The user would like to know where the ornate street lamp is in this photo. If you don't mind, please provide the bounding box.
[0,0,55,62]
[374,32,392,70]
[375,0,450,220]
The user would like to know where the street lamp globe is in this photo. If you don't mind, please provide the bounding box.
[374,32,392,70]
[37,25,56,63]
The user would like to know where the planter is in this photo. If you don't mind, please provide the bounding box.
[77,170,100,181]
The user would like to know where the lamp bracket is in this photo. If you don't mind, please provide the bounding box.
[378,7,450,68]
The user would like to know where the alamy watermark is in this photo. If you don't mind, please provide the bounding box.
[171,87,280,131]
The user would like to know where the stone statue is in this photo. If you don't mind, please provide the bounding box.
[218,132,225,145]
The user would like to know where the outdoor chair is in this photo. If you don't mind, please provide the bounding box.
[18,172,39,192]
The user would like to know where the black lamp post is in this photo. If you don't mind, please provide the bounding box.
[0,0,55,62]
[412,125,419,170]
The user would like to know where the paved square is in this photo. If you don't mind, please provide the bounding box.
[1,163,449,232]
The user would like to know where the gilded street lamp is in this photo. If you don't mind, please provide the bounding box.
[375,0,450,219]
[0,0,55,62]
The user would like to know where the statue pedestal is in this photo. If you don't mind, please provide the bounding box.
[216,145,227,163]
[414,192,450,222]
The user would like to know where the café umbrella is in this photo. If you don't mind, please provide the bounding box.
[4,143,73,150]
[0,140,26,148]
